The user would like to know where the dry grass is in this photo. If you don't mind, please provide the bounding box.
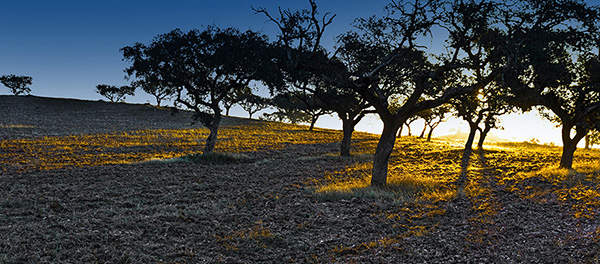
[316,137,461,203]
[3,96,600,263]
[0,122,376,174]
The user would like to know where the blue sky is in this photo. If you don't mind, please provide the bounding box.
[0,0,575,144]
[0,0,389,100]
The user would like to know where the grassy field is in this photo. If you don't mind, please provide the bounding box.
[1,95,600,263]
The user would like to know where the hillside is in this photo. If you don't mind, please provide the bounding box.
[1,95,600,263]
[0,95,250,139]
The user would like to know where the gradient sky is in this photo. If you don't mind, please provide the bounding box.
[0,0,388,99]
[0,0,568,144]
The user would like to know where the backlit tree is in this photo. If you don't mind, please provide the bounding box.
[499,0,600,169]
[122,27,283,153]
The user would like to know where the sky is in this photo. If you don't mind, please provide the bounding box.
[0,0,568,145]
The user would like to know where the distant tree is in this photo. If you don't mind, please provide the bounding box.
[139,83,173,107]
[220,87,253,116]
[398,114,419,137]
[222,96,236,116]
[0,74,32,95]
[95,84,135,102]
[238,93,269,119]
[452,82,512,154]
[267,92,325,128]
[122,27,282,153]
[256,0,373,156]
[294,93,333,131]
[585,129,600,149]
[422,105,450,141]
[260,107,312,125]
[476,88,513,149]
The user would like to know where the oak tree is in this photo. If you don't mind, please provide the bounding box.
[499,0,600,169]
[122,27,282,153]
[1,74,33,96]
[95,84,135,102]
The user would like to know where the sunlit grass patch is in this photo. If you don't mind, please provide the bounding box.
[496,149,600,219]
[0,120,378,173]
[315,137,460,203]
[573,160,600,175]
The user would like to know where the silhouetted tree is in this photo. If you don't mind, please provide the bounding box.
[260,100,313,125]
[254,0,336,132]
[499,0,600,169]
[422,105,450,141]
[334,0,502,186]
[256,0,375,155]
[122,27,282,153]
[238,93,269,119]
[1,74,32,95]
[267,92,326,128]
[398,114,420,137]
[140,83,172,107]
[222,95,236,116]
[476,89,513,149]
[452,82,512,152]
[326,88,373,156]
[95,84,135,102]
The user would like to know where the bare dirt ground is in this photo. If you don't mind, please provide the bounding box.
[1,95,600,263]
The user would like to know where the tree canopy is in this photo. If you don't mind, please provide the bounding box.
[121,26,283,153]
[1,74,33,96]
[498,0,600,169]
[95,84,135,102]
[117,0,600,186]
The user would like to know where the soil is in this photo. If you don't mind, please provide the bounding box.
[1,95,599,263]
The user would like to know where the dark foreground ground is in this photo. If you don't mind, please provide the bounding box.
[1,95,600,263]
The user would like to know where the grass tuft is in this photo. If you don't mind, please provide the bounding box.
[180,152,255,164]
[315,175,452,203]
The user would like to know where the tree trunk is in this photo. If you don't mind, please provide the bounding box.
[427,127,434,141]
[371,121,400,187]
[458,124,478,190]
[155,96,162,107]
[309,115,319,131]
[225,107,231,116]
[464,126,477,154]
[560,141,577,169]
[397,125,403,137]
[204,113,222,153]
[419,124,427,138]
[585,134,590,150]
[559,126,586,169]
[407,125,412,137]
[340,119,354,157]
[462,125,478,166]
[477,126,491,150]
